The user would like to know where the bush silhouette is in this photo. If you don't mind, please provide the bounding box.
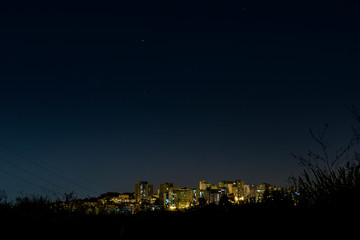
[292,107,360,208]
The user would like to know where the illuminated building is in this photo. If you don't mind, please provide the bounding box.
[233,180,244,189]
[135,181,153,203]
[206,186,227,204]
[255,183,270,202]
[110,193,136,204]
[168,187,194,209]
[159,183,199,209]
[243,184,252,198]
[230,180,245,202]
[219,180,233,190]
[193,188,200,204]
[199,180,211,190]
[159,182,173,205]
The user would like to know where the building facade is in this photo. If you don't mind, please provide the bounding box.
[135,181,153,203]
[199,180,211,190]
[159,182,173,205]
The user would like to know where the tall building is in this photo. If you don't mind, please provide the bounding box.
[219,180,234,193]
[168,187,194,209]
[135,181,153,203]
[199,180,211,191]
[159,182,173,205]
[231,180,245,201]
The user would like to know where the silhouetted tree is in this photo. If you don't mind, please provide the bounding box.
[261,189,295,208]
[197,197,207,207]
[0,190,10,216]
[219,194,231,206]
[291,106,360,207]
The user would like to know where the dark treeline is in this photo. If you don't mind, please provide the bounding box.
[0,192,357,238]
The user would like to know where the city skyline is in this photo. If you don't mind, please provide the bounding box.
[1,1,360,198]
[96,179,282,212]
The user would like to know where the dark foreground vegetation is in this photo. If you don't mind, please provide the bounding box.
[290,106,360,208]
[0,194,358,239]
[1,108,359,238]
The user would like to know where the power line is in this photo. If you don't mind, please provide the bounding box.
[0,155,69,193]
[0,143,100,197]
[3,125,119,188]
[0,166,54,194]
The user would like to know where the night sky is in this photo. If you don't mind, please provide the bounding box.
[1,1,360,198]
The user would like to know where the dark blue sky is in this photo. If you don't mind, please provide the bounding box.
[1,1,359,198]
